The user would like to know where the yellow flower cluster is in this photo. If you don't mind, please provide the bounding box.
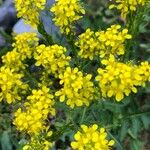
[2,1,150,150]
[138,61,150,85]
[71,124,115,150]
[13,86,55,135]
[15,0,46,27]
[76,28,99,60]
[39,72,53,87]
[2,50,25,71]
[2,33,39,71]
[23,132,53,150]
[96,25,132,58]
[0,67,27,104]
[96,56,150,101]
[34,44,71,76]
[55,67,94,108]
[109,0,150,18]
[12,33,39,60]
[76,25,131,60]
[50,0,85,34]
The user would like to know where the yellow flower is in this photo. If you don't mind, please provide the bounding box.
[71,124,115,150]
[55,67,94,108]
[15,0,46,27]
[13,86,55,134]
[2,50,25,71]
[76,25,131,59]
[12,33,39,60]
[23,131,53,150]
[0,66,27,104]
[76,28,99,60]
[34,44,71,76]
[96,56,150,101]
[96,25,132,58]
[109,0,150,18]
[2,33,39,72]
[50,0,85,34]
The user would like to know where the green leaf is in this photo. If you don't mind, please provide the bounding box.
[120,121,128,141]
[1,131,12,150]
[0,47,11,57]
[141,115,150,129]
[130,140,142,150]
[130,118,141,139]
[16,139,27,150]
[107,130,123,150]
[128,129,136,140]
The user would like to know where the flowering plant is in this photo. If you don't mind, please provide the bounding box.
[0,0,150,149]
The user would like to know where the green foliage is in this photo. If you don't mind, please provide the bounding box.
[1,131,12,150]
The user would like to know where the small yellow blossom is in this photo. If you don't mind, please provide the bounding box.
[2,33,39,72]
[135,61,150,86]
[109,0,150,18]
[0,66,27,104]
[76,28,99,60]
[55,67,94,108]
[96,25,132,58]
[34,44,71,76]
[12,33,39,60]
[2,50,25,71]
[76,25,131,59]
[96,56,150,101]
[15,0,46,27]
[23,132,53,150]
[13,86,55,134]
[71,124,115,150]
[50,0,85,34]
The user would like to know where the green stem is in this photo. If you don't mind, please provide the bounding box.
[105,124,121,130]
[0,28,12,43]
[124,111,150,119]
[50,123,74,141]
[107,130,124,150]
[80,107,87,124]
[67,109,79,130]
[66,35,77,55]
[124,6,147,61]
[66,34,81,67]
[92,110,98,121]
